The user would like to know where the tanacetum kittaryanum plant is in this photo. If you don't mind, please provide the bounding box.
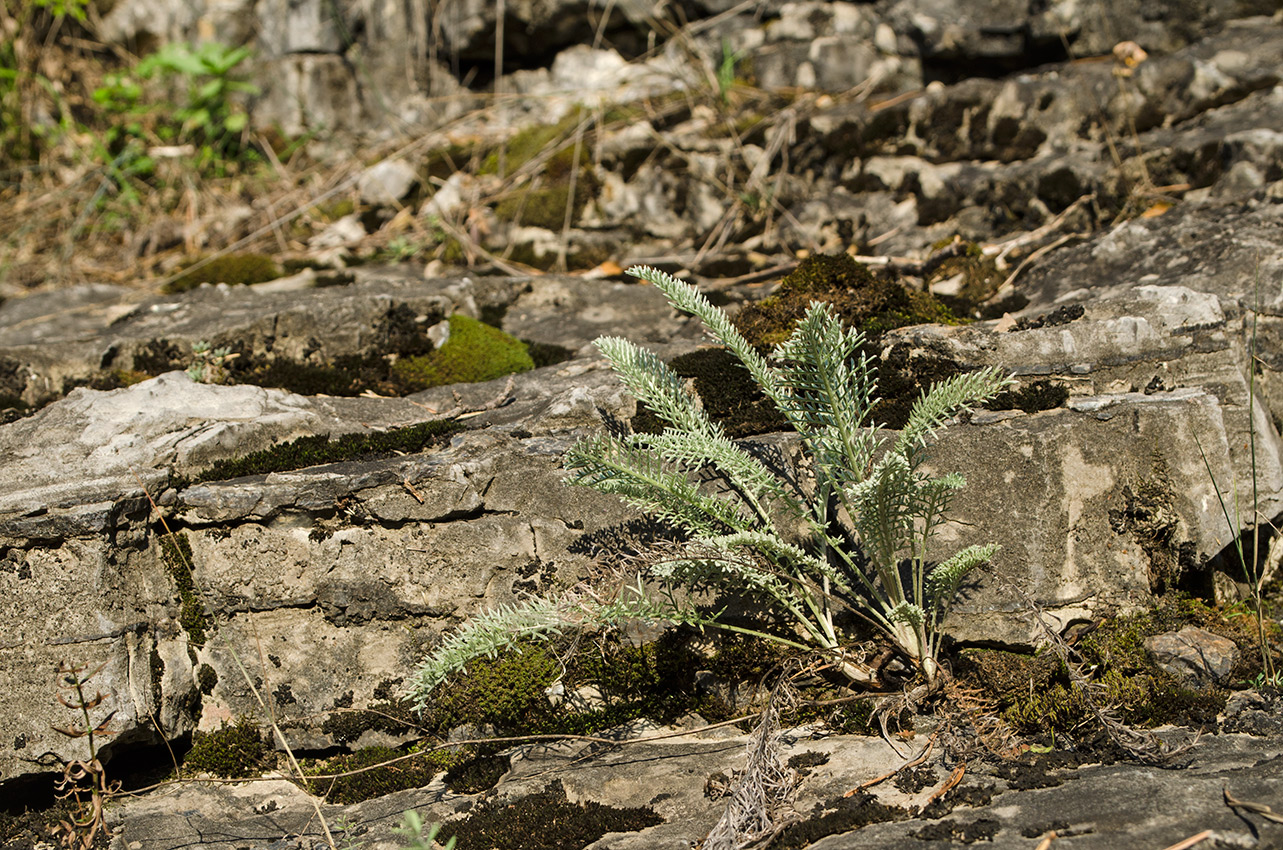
[408,266,1013,707]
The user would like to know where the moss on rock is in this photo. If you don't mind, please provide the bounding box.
[420,629,792,743]
[184,716,267,778]
[391,314,533,392]
[436,780,662,850]
[306,745,450,804]
[321,680,418,745]
[631,347,786,438]
[734,253,957,350]
[482,110,601,231]
[160,532,209,645]
[193,419,462,483]
[985,380,1069,414]
[196,664,218,695]
[957,597,1251,737]
[164,253,283,294]
[927,241,1007,316]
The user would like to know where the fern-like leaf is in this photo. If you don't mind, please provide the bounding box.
[628,265,785,399]
[644,429,798,521]
[894,367,1014,462]
[848,451,916,570]
[565,433,745,534]
[596,336,711,436]
[887,600,926,628]
[771,302,879,484]
[407,579,697,709]
[926,543,999,611]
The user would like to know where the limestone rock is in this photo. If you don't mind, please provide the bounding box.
[357,159,419,207]
[103,713,1283,849]
[11,7,1283,842]
[1145,626,1240,684]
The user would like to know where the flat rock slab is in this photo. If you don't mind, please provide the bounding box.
[1018,189,1283,314]
[104,719,1283,850]
[0,269,693,408]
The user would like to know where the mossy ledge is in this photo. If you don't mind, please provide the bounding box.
[436,780,662,850]
[183,716,268,778]
[733,252,958,350]
[159,531,209,645]
[957,596,1259,737]
[300,743,508,804]
[391,314,534,392]
[164,252,284,294]
[191,419,464,483]
[304,745,452,804]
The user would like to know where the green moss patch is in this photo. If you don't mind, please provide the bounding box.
[183,716,267,778]
[985,380,1069,414]
[310,198,355,221]
[478,111,593,177]
[480,109,608,231]
[196,664,218,695]
[734,253,957,350]
[124,309,531,400]
[524,340,577,369]
[164,253,283,294]
[391,315,534,392]
[957,597,1258,736]
[421,630,781,741]
[493,172,598,230]
[927,242,1007,317]
[436,780,662,850]
[306,745,451,804]
[766,791,908,849]
[160,532,208,645]
[321,680,419,745]
[443,749,511,794]
[503,238,613,272]
[237,353,393,397]
[193,419,463,483]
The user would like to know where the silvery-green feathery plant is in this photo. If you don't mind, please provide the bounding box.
[408,265,1013,708]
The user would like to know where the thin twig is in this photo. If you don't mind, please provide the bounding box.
[1161,829,1213,850]
[1224,787,1283,824]
[847,732,936,794]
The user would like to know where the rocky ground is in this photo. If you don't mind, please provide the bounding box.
[5,2,1283,849]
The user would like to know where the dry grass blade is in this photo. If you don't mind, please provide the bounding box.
[942,683,1025,761]
[1160,829,1213,850]
[1224,787,1283,824]
[924,762,965,804]
[703,672,801,850]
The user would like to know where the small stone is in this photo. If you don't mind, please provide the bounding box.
[1145,626,1239,685]
[569,684,605,711]
[357,159,419,206]
[309,213,366,249]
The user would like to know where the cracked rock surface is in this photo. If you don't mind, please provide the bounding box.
[5,5,1283,848]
